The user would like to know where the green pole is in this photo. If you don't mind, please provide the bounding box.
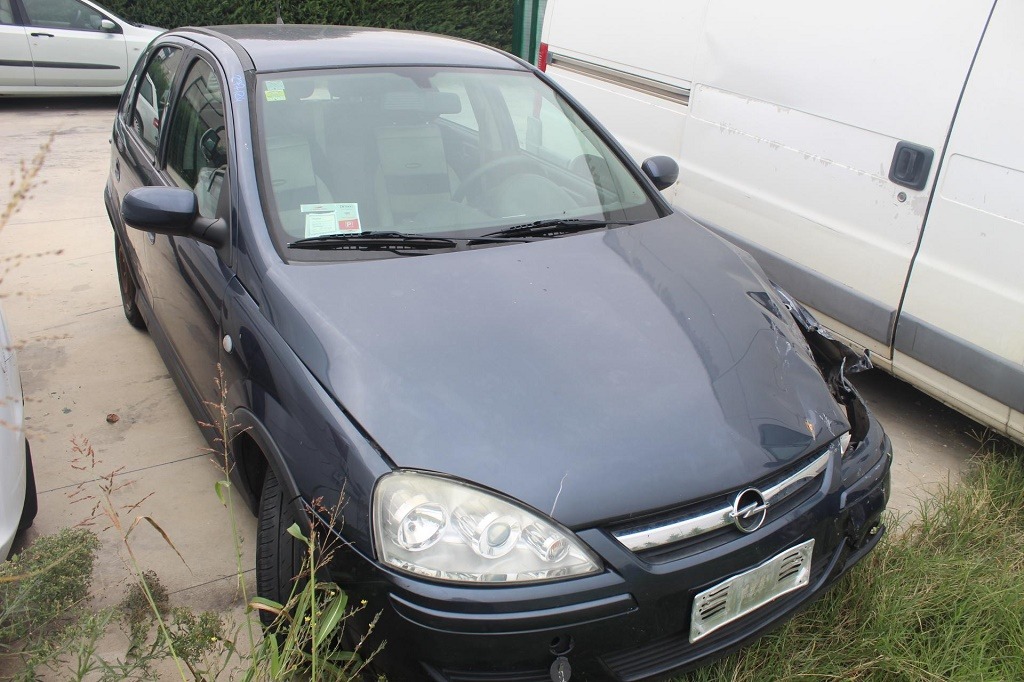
[513,0,545,63]
[512,0,527,59]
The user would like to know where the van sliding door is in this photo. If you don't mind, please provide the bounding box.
[893,0,1022,439]
[674,0,993,360]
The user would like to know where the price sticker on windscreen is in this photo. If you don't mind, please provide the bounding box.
[264,79,286,102]
[301,203,362,238]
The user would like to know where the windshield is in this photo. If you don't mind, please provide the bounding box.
[254,66,662,258]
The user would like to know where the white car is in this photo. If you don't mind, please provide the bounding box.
[131,72,161,146]
[0,304,36,561]
[0,0,163,96]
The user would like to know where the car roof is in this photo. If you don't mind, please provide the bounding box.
[182,24,526,73]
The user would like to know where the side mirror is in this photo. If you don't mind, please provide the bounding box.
[641,155,679,191]
[99,18,117,31]
[122,187,227,247]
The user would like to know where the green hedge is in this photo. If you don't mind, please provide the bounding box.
[103,0,514,50]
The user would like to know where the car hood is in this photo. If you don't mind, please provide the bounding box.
[263,214,849,528]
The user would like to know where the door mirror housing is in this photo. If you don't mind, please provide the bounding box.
[99,18,117,32]
[122,187,227,247]
[641,155,679,191]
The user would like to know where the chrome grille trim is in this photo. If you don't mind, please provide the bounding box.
[613,448,833,552]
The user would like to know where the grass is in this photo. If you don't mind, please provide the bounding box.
[0,528,99,645]
[686,440,1024,681]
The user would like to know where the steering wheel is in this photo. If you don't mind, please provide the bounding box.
[452,155,540,204]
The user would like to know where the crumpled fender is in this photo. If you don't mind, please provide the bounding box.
[771,283,872,397]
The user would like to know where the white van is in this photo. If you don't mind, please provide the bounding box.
[540,0,1024,444]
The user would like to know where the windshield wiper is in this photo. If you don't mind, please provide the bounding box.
[288,231,459,251]
[481,218,634,239]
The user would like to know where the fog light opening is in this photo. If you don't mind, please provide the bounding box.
[549,633,574,656]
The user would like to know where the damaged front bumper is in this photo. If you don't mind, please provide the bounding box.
[335,398,891,682]
[330,285,891,681]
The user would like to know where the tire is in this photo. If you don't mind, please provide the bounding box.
[256,465,306,628]
[115,235,146,330]
[19,442,38,531]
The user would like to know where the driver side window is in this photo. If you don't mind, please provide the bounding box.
[22,0,105,30]
[166,59,227,219]
[0,0,15,24]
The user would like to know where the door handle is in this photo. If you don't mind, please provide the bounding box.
[888,141,934,191]
[30,32,54,37]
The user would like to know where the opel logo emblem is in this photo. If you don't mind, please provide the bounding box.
[730,488,769,533]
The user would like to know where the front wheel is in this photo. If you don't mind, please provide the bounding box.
[114,235,146,329]
[255,465,306,628]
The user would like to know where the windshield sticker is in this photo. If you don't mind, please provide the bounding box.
[301,203,362,238]
[264,80,286,102]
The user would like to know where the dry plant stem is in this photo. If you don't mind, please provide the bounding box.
[1,132,54,231]
[71,436,191,681]
[1,135,60,294]
[205,365,258,653]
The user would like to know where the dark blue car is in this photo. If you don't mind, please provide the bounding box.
[104,25,892,681]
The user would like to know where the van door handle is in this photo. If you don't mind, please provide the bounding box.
[888,141,934,191]
[30,32,54,37]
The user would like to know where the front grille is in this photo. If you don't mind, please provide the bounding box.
[638,475,820,563]
[610,445,834,563]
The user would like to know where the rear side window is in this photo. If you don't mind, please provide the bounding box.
[165,59,227,219]
[130,46,182,154]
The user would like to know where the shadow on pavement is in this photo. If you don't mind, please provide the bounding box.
[0,96,121,113]
[851,368,988,452]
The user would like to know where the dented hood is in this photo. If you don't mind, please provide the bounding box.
[265,214,849,528]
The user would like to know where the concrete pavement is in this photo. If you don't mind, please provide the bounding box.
[0,97,256,674]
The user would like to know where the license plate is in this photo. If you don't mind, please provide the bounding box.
[690,538,814,643]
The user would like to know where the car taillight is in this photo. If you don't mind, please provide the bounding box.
[538,42,549,71]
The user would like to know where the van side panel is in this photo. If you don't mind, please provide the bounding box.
[675,0,993,357]
[541,0,708,180]
[543,0,706,90]
[543,68,689,170]
[894,0,1022,431]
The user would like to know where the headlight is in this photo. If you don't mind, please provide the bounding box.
[373,471,602,584]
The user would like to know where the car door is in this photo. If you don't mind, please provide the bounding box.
[146,53,234,413]
[17,0,127,87]
[0,0,34,87]
[111,42,185,313]
[893,0,1023,440]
